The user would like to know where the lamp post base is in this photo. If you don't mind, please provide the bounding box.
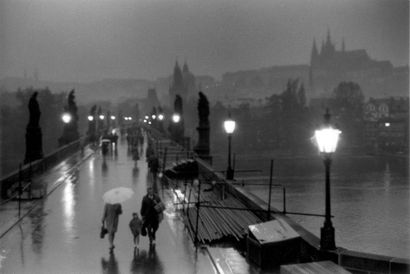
[320,224,336,250]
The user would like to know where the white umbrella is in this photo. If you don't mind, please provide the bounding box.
[103,187,134,204]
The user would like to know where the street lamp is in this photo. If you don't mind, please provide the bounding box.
[158,114,164,121]
[223,113,236,180]
[110,115,116,120]
[62,113,72,124]
[99,114,105,120]
[87,115,94,121]
[313,109,341,251]
[152,114,157,120]
[172,113,181,123]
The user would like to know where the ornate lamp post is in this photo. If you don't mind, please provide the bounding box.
[314,109,341,251]
[87,114,95,143]
[223,113,236,180]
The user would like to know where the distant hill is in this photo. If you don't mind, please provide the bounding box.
[0,77,154,104]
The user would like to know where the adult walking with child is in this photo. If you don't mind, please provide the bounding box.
[140,187,164,246]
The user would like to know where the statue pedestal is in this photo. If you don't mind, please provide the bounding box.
[24,126,43,164]
[194,125,211,163]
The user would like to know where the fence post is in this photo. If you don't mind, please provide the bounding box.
[267,159,274,221]
[29,161,32,182]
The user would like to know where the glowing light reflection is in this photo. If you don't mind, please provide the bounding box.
[62,182,75,233]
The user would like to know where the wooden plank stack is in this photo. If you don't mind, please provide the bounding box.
[280,261,351,274]
[186,192,263,244]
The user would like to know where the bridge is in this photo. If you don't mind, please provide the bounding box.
[0,126,409,274]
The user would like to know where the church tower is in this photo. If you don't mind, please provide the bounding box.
[310,38,319,67]
[182,61,196,101]
[169,61,187,106]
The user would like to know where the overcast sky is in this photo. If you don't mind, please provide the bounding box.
[0,0,408,82]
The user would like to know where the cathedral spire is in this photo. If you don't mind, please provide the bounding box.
[320,40,325,55]
[311,38,318,65]
[183,60,189,73]
[173,59,183,86]
[174,58,180,70]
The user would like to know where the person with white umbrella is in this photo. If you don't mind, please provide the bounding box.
[101,187,134,251]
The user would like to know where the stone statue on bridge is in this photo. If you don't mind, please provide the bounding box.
[194,92,211,162]
[24,92,43,163]
[28,92,41,127]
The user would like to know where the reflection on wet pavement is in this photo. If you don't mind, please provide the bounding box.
[101,252,119,274]
[0,137,216,274]
[130,245,164,274]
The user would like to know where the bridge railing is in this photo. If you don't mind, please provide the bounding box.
[0,136,87,200]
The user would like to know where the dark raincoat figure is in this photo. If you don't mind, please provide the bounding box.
[140,187,162,245]
[148,155,160,184]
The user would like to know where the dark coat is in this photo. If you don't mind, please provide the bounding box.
[148,157,159,173]
[140,194,161,225]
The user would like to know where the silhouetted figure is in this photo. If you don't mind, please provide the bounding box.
[194,91,211,162]
[140,187,162,246]
[148,154,160,186]
[24,92,43,163]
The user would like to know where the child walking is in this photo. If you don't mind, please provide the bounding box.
[129,212,143,248]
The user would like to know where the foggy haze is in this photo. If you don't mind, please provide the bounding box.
[1,0,408,82]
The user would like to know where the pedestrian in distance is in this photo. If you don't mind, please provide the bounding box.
[145,141,154,161]
[140,187,163,245]
[102,203,122,252]
[132,147,140,167]
[148,154,160,184]
[129,212,143,248]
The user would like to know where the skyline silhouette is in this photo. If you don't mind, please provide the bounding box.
[1,0,408,83]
